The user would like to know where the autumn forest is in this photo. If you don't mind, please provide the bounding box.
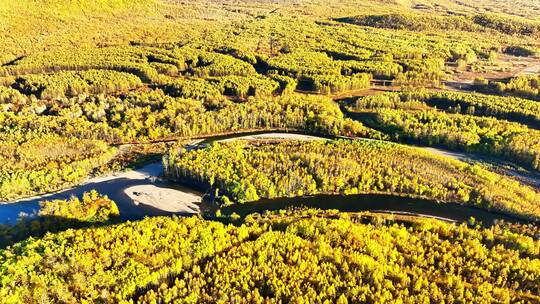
[0,0,539,303]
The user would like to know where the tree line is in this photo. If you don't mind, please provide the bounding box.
[13,70,143,99]
[474,75,540,101]
[351,92,540,171]
[341,12,540,39]
[355,90,540,128]
[369,108,540,172]
[0,135,114,200]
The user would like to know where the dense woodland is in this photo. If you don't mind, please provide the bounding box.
[0,136,114,200]
[0,89,380,142]
[358,90,540,127]
[341,12,540,39]
[1,0,540,302]
[13,70,143,99]
[166,140,540,220]
[0,208,538,303]
[0,89,382,201]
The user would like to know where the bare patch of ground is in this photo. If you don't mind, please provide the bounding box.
[125,185,201,213]
[519,63,540,76]
[445,54,540,91]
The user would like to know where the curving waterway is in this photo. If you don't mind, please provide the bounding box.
[1,131,538,226]
[220,194,528,225]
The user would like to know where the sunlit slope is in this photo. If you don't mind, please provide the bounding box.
[1,0,153,12]
[445,0,540,20]
[387,0,540,20]
[2,0,540,65]
[0,0,206,64]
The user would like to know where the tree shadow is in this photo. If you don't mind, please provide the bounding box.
[0,206,204,250]
[0,215,121,249]
[1,175,204,223]
[0,176,205,249]
[218,193,539,227]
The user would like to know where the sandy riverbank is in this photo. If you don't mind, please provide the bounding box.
[125,185,201,213]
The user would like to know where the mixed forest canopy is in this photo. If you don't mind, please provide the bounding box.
[1,0,540,302]
[0,209,539,303]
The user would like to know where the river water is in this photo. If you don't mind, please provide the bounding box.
[0,162,203,225]
[220,194,528,225]
[0,132,537,226]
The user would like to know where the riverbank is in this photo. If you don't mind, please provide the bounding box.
[219,193,534,226]
[0,162,204,225]
[0,132,328,225]
[2,131,538,227]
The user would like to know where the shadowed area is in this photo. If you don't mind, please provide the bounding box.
[0,162,203,225]
[220,193,537,226]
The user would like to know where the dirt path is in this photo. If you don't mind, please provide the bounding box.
[444,54,540,91]
[519,64,540,76]
[216,132,326,142]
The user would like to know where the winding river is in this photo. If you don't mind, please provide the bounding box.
[1,131,538,226]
